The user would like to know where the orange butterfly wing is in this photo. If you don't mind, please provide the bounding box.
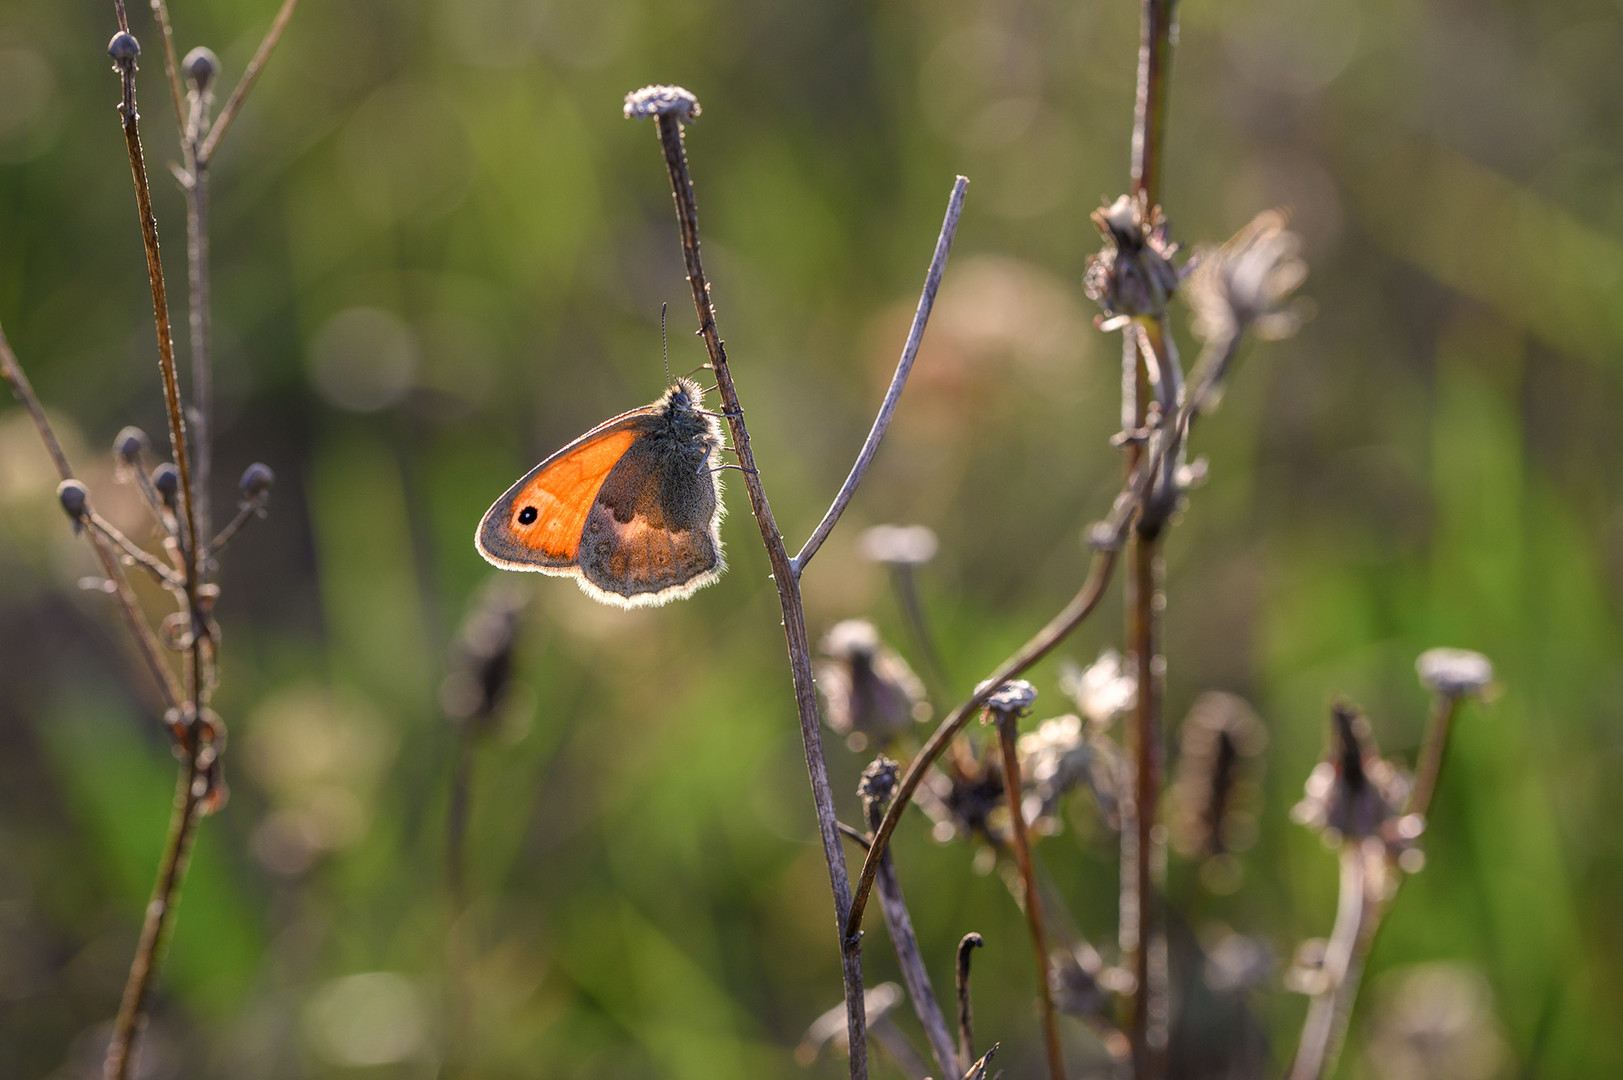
[476,413,651,571]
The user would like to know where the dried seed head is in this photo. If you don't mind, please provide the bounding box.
[151,463,180,508]
[623,85,700,123]
[857,755,900,819]
[113,426,149,464]
[857,523,939,567]
[1291,701,1410,852]
[1415,648,1494,700]
[1059,648,1137,730]
[239,461,275,499]
[1082,194,1180,319]
[816,619,928,749]
[56,479,89,530]
[1168,692,1268,866]
[1185,209,1308,347]
[183,46,219,92]
[1018,713,1123,833]
[107,31,141,64]
[982,678,1037,719]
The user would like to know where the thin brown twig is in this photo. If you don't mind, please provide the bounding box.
[182,58,216,564]
[863,762,961,1080]
[1121,4,1178,1075]
[88,513,185,588]
[792,176,969,577]
[628,86,868,1080]
[198,0,301,165]
[994,710,1066,1080]
[106,28,215,1080]
[1,325,184,711]
[104,762,204,1080]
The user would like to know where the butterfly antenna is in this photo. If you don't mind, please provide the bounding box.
[661,302,672,386]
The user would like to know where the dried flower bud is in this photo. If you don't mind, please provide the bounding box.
[183,46,218,92]
[440,581,528,731]
[623,85,700,123]
[1059,648,1137,730]
[56,479,89,531]
[113,425,149,464]
[857,523,939,567]
[1168,692,1268,869]
[151,462,180,508]
[107,31,141,63]
[1082,194,1180,319]
[1415,648,1493,700]
[816,619,928,750]
[1186,209,1307,349]
[1291,702,1410,852]
[239,461,274,500]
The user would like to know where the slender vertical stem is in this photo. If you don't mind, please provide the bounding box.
[184,94,215,563]
[995,712,1066,1080]
[1288,841,1376,1080]
[639,98,868,1080]
[104,761,203,1080]
[1121,5,1177,1076]
[1406,695,1459,821]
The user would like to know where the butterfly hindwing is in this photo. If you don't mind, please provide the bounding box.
[576,417,723,604]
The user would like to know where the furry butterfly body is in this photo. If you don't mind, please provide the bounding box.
[476,378,725,606]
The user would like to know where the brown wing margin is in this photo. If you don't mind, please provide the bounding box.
[475,416,650,571]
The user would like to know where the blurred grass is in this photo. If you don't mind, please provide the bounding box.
[2,0,1622,1076]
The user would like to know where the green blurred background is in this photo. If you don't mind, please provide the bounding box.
[2,0,1620,1076]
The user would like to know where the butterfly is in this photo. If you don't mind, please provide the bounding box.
[476,378,726,607]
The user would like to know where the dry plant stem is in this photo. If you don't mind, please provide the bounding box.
[644,106,867,1080]
[956,933,983,1067]
[1121,4,1177,1075]
[147,0,185,131]
[848,547,1121,939]
[197,0,301,164]
[792,176,968,577]
[184,100,215,554]
[1289,694,1463,1080]
[107,35,212,1080]
[994,713,1066,1080]
[1287,842,1376,1080]
[866,798,961,1079]
[104,763,204,1080]
[0,328,183,710]
[1406,693,1459,821]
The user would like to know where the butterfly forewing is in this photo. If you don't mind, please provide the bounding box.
[476,418,648,570]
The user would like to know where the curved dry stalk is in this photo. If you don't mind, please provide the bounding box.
[793,176,969,577]
[846,546,1120,940]
[628,86,868,1079]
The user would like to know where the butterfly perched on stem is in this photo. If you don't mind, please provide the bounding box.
[476,378,725,607]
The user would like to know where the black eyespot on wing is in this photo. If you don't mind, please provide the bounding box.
[518,506,538,525]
